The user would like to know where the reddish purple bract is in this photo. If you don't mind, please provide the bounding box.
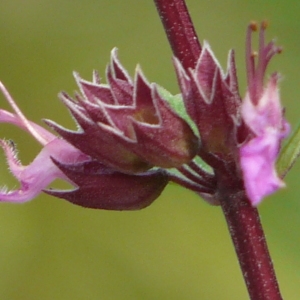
[0,22,289,208]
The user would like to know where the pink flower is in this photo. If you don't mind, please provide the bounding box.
[0,83,88,203]
[0,65,171,209]
[239,22,290,205]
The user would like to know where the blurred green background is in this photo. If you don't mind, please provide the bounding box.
[0,0,300,299]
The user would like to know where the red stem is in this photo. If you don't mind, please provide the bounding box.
[153,0,201,70]
[1,0,285,297]
[153,0,282,298]
[219,190,282,300]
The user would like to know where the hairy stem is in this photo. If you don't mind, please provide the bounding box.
[218,190,282,300]
[153,0,201,69]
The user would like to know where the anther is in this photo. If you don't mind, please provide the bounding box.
[251,51,258,58]
[250,21,258,31]
[277,46,283,54]
[261,20,268,30]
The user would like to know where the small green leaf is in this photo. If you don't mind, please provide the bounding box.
[157,86,213,174]
[157,85,198,136]
[277,122,300,178]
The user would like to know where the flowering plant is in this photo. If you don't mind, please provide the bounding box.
[1,0,299,298]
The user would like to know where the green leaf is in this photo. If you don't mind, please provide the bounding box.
[277,122,300,178]
[157,86,213,175]
[156,85,199,136]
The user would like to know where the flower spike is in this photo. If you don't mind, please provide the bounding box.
[0,20,290,210]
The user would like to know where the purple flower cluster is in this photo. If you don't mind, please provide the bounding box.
[0,49,198,209]
[0,23,289,208]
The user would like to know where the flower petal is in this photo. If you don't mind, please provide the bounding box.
[240,132,285,205]
[0,109,55,144]
[0,138,88,203]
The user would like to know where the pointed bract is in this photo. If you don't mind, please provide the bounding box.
[174,42,243,168]
[48,49,199,173]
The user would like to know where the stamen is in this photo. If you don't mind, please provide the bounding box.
[0,82,48,145]
[255,22,267,99]
[245,21,282,105]
[250,21,258,31]
[261,20,268,30]
[246,22,257,101]
[265,44,283,66]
